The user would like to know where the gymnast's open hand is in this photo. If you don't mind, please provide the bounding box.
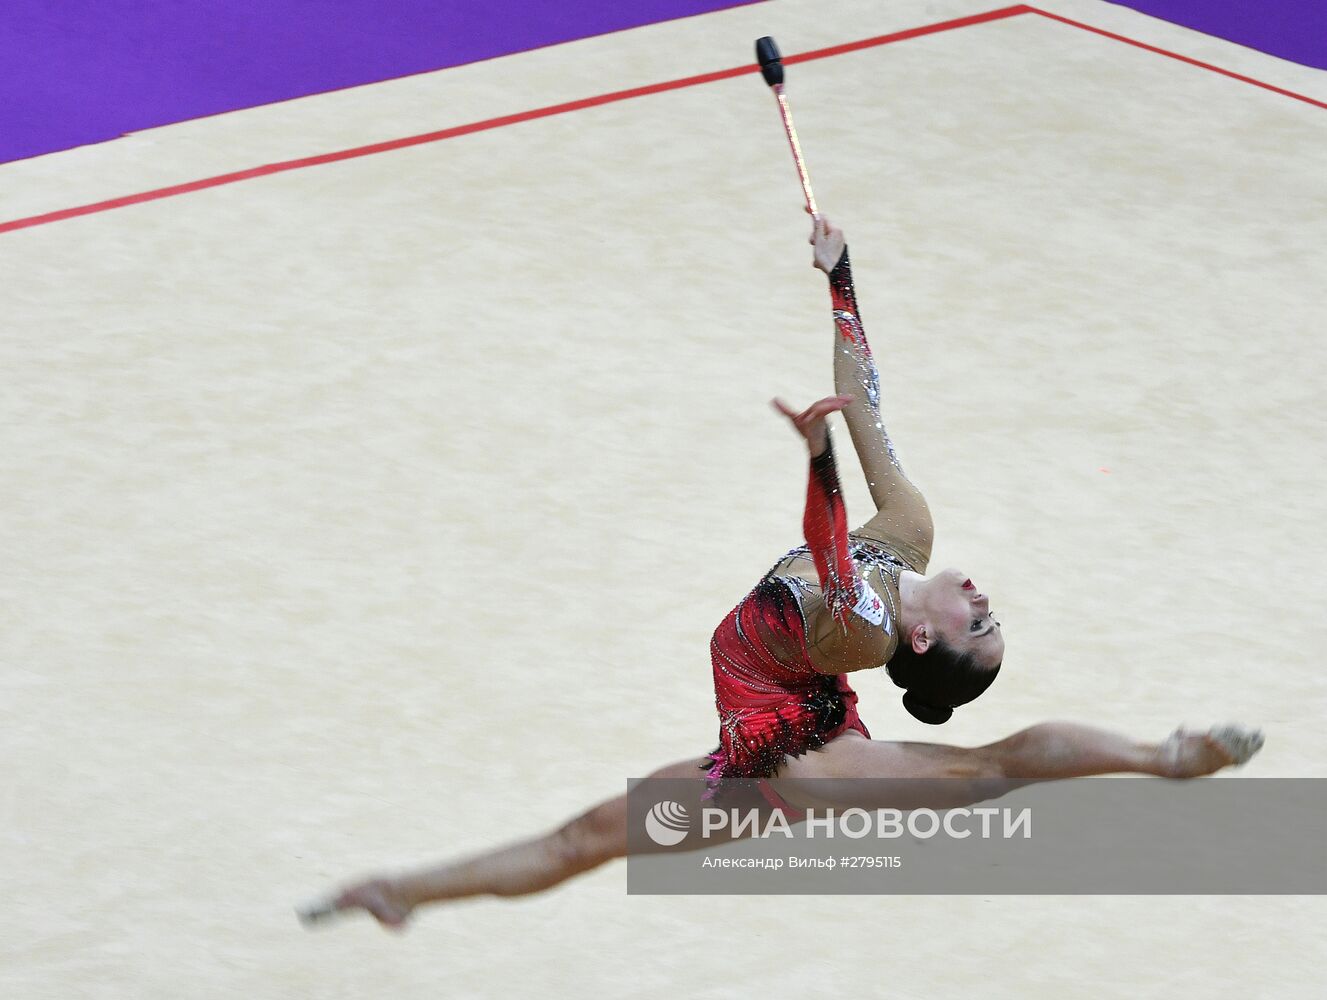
[809,211,846,273]
[772,393,853,457]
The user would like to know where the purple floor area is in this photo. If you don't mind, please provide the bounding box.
[1108,1,1327,70]
[5,3,1321,168]
[1,0,761,165]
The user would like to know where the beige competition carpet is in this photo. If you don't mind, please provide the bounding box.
[3,2,1324,997]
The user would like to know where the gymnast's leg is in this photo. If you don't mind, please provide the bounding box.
[306,723,1261,928]
[305,755,716,930]
[770,721,1265,810]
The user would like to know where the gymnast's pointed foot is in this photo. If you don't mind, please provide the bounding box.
[1157,723,1264,778]
[298,877,414,931]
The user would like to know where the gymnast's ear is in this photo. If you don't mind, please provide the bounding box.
[908,624,932,655]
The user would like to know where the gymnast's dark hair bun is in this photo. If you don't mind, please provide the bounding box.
[887,638,1001,725]
[902,692,953,725]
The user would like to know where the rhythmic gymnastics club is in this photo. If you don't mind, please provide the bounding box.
[755,36,819,219]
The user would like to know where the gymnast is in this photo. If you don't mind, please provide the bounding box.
[301,214,1262,929]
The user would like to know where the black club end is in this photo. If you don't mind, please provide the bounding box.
[755,36,784,86]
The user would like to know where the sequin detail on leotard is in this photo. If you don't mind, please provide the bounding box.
[704,575,867,793]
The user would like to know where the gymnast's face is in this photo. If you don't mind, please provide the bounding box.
[926,567,1004,669]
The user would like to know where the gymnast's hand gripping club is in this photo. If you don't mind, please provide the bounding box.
[756,35,819,219]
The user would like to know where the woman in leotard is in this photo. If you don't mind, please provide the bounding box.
[302,215,1262,929]
[705,214,1001,793]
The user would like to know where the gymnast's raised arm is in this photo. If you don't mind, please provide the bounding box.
[811,216,934,569]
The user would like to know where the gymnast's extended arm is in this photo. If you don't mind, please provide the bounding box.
[811,216,934,565]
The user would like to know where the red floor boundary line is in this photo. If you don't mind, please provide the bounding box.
[1025,6,1327,111]
[0,6,1027,236]
[5,3,1324,237]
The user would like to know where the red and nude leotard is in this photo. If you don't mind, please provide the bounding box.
[704,441,878,792]
[704,252,921,795]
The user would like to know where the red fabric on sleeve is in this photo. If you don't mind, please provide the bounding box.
[803,441,860,624]
[829,248,869,349]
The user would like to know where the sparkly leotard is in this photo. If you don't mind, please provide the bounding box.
[703,252,929,794]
